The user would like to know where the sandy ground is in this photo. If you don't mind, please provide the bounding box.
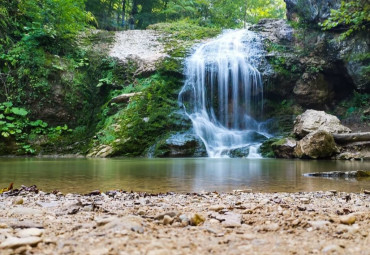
[0,189,369,255]
[109,30,166,64]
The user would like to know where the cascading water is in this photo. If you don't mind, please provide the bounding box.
[179,30,269,158]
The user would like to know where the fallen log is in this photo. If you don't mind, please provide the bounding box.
[333,132,370,143]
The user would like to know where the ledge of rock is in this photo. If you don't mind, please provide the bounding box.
[111,92,142,104]
[109,30,167,76]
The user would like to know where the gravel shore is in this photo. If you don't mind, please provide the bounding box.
[0,190,369,255]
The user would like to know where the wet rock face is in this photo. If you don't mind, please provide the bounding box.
[153,132,207,157]
[294,110,351,138]
[284,0,341,23]
[294,130,338,159]
[293,73,334,108]
[330,32,370,92]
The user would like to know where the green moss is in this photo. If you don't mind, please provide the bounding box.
[259,138,279,158]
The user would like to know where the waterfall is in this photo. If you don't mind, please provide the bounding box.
[179,30,269,158]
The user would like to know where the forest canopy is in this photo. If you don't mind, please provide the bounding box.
[86,0,287,29]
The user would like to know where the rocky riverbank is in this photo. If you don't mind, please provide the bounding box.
[0,189,369,254]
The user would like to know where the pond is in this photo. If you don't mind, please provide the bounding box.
[0,158,369,193]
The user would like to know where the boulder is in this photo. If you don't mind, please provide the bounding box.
[229,146,250,158]
[271,138,297,158]
[153,132,207,157]
[294,130,338,159]
[294,110,351,138]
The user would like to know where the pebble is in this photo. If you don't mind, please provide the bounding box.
[163,215,173,225]
[190,214,205,226]
[17,228,44,238]
[131,226,144,234]
[155,212,176,220]
[9,207,43,216]
[322,244,341,253]
[209,219,219,224]
[218,212,242,228]
[308,220,330,230]
[364,190,370,195]
[0,236,42,249]
[300,198,310,204]
[209,204,226,212]
[340,214,356,225]
[13,197,24,205]
[0,223,9,229]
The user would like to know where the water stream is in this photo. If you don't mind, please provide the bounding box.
[179,30,269,158]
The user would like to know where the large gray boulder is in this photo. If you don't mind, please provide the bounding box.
[294,130,338,159]
[294,110,351,138]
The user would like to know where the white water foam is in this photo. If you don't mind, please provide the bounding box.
[179,30,268,158]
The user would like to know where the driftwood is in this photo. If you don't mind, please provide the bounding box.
[333,132,370,143]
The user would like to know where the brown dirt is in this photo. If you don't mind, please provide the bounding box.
[0,190,369,255]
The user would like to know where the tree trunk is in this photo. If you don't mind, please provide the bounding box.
[121,0,126,27]
[333,132,370,143]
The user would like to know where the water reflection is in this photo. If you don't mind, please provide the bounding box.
[0,158,369,193]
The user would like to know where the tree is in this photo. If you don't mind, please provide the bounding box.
[321,0,370,39]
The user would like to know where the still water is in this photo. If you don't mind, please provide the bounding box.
[0,158,369,193]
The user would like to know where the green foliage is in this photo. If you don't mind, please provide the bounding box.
[0,101,73,154]
[339,92,370,122]
[321,0,370,40]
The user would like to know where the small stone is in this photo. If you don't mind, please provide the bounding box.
[163,215,173,225]
[364,190,370,195]
[329,190,337,194]
[300,198,310,204]
[218,212,242,228]
[13,197,24,205]
[131,226,144,234]
[0,237,42,249]
[209,219,219,224]
[82,205,94,212]
[339,214,356,225]
[322,244,341,253]
[17,228,44,238]
[309,221,330,230]
[209,204,225,212]
[9,207,43,216]
[155,212,177,220]
[190,214,205,226]
[263,223,279,231]
[137,210,146,216]
[242,234,256,240]
[96,217,117,226]
[0,223,9,229]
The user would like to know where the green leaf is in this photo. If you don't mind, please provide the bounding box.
[11,107,28,116]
